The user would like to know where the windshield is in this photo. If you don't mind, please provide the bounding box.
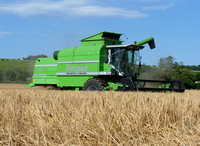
[110,48,138,75]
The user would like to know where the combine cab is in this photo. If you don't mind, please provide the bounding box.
[28,31,185,92]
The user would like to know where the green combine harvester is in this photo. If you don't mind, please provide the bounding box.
[27,31,185,92]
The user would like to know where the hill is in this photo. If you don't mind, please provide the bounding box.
[0,59,35,83]
[0,59,35,72]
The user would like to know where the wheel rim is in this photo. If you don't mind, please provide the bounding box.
[87,85,98,91]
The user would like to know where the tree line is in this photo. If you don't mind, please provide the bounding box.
[139,56,200,89]
[0,69,32,83]
[0,55,47,83]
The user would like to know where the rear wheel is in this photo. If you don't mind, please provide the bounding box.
[83,78,105,91]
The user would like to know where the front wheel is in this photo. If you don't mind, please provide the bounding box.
[83,78,105,91]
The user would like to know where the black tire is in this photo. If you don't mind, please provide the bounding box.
[83,78,105,91]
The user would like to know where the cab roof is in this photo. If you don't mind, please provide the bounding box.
[106,44,144,50]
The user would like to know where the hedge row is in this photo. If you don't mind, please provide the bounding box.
[0,69,32,83]
[184,82,200,90]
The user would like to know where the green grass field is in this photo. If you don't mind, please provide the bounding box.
[0,59,35,72]
[0,59,35,83]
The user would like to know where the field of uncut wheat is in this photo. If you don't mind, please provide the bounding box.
[0,84,200,145]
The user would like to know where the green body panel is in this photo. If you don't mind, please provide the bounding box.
[57,76,94,87]
[33,76,57,84]
[56,44,107,87]
[34,58,57,75]
[33,58,57,85]
[30,31,154,90]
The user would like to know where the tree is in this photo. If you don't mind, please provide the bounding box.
[157,56,175,80]
[177,69,195,83]
[158,56,174,68]
[198,65,200,71]
[15,71,29,81]
[3,69,17,81]
[0,71,3,82]
[196,72,200,81]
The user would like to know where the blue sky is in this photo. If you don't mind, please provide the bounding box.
[0,0,199,65]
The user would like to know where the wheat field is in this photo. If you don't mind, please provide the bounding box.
[0,84,200,145]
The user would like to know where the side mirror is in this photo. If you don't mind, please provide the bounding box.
[139,61,142,68]
[138,56,142,68]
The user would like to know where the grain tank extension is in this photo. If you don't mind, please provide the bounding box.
[28,32,185,92]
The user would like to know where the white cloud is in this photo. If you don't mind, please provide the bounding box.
[0,32,13,37]
[0,0,148,18]
[71,6,148,18]
[142,4,174,10]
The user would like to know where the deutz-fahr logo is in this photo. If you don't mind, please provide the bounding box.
[66,64,88,72]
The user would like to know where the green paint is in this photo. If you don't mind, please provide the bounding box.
[105,82,124,91]
[158,83,170,89]
[135,37,154,45]
[26,82,35,87]
[29,31,154,90]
